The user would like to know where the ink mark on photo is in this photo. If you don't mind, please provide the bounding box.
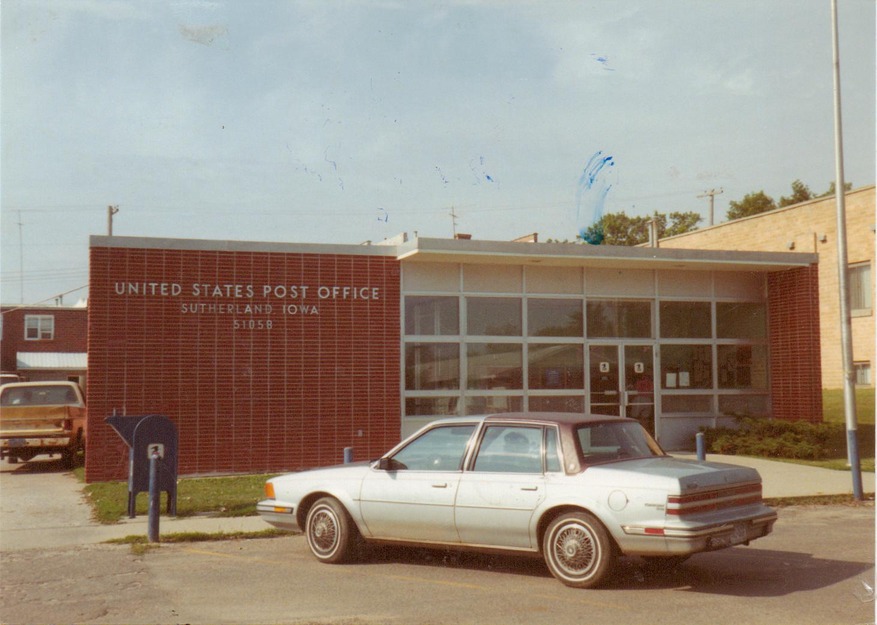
[469,156,496,185]
[576,151,616,244]
[591,54,615,71]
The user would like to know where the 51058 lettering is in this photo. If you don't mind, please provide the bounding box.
[233,319,273,330]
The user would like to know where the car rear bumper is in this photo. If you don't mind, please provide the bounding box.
[1,436,72,449]
[256,500,300,531]
[620,508,778,555]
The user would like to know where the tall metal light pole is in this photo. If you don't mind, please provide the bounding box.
[830,0,862,500]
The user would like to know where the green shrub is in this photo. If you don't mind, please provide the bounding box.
[701,418,838,460]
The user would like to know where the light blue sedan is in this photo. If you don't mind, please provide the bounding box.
[258,413,776,588]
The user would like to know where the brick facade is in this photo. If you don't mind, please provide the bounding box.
[0,306,88,380]
[660,186,875,388]
[767,265,823,422]
[86,243,401,482]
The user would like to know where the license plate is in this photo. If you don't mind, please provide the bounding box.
[730,523,748,545]
[8,438,26,447]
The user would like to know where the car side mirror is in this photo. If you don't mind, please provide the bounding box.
[377,457,406,471]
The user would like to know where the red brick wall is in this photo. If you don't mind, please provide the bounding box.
[767,264,823,422]
[0,307,88,373]
[87,245,401,482]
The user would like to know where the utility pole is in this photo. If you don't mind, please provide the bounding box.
[697,188,723,226]
[830,0,862,500]
[449,206,458,238]
[108,205,120,236]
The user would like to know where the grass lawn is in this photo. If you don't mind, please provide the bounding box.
[78,469,276,524]
[823,387,875,425]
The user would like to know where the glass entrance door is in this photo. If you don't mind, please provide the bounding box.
[589,345,655,434]
[624,345,655,436]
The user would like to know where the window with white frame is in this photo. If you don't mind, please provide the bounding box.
[854,362,872,386]
[850,262,872,314]
[25,315,54,340]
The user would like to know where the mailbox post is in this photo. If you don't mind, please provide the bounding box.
[105,415,178,519]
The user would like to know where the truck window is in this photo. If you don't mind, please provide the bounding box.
[0,386,78,406]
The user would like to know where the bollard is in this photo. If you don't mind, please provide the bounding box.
[343,447,354,464]
[147,450,160,543]
[695,432,706,461]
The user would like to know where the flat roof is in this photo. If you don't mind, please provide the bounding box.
[91,235,816,273]
[397,237,817,272]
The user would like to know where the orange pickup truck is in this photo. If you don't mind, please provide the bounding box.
[0,381,87,467]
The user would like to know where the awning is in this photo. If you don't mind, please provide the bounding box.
[16,352,87,370]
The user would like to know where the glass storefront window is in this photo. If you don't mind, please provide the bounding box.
[528,344,584,389]
[719,394,770,417]
[660,301,711,338]
[528,299,583,336]
[660,344,712,389]
[467,343,523,389]
[405,296,459,335]
[717,344,768,389]
[467,297,522,336]
[716,302,766,339]
[587,300,651,338]
[405,397,459,417]
[528,396,585,413]
[405,343,460,390]
[464,395,523,415]
[661,394,713,413]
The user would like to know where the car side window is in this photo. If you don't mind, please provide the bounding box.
[545,427,562,472]
[472,426,543,473]
[389,425,476,471]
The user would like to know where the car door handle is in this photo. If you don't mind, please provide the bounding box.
[520,486,539,491]
[432,483,448,488]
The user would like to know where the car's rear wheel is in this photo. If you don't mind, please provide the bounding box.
[543,511,615,588]
[305,497,359,564]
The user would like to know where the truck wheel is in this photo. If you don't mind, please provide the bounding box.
[61,449,75,468]
[7,455,18,464]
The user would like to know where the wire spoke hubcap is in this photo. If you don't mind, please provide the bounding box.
[311,511,338,551]
[554,526,595,573]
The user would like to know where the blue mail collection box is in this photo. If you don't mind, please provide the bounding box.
[105,414,178,518]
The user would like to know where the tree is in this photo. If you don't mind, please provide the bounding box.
[664,211,702,237]
[779,180,814,207]
[726,191,776,220]
[727,180,855,221]
[820,181,853,197]
[578,211,702,246]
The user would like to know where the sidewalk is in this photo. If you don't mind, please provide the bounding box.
[675,453,875,499]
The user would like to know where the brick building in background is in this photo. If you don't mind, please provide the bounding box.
[0,304,88,385]
[659,185,874,389]
[86,235,823,482]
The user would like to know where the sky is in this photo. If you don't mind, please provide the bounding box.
[1,0,874,305]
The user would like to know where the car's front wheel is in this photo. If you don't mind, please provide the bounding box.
[305,497,359,564]
[543,511,615,588]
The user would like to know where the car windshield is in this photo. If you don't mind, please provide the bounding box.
[576,421,664,465]
[0,385,79,407]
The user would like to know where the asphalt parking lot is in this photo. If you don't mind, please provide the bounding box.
[1,458,875,625]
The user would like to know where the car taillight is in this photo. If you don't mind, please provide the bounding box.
[265,482,275,499]
[667,483,762,516]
